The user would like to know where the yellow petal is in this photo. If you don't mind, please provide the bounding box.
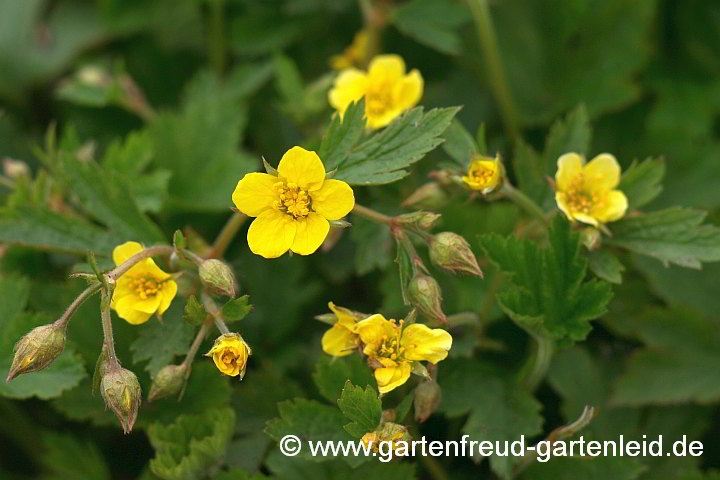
[113,241,144,266]
[572,212,600,227]
[232,172,279,217]
[329,302,360,329]
[366,106,404,129]
[555,153,585,191]
[247,209,296,258]
[355,314,397,354]
[113,296,152,325]
[374,361,412,394]
[130,295,162,314]
[595,190,628,223]
[310,179,355,221]
[583,153,621,191]
[158,280,178,315]
[290,212,330,255]
[392,69,423,112]
[277,147,326,190]
[401,324,452,363]
[321,325,355,356]
[368,54,406,82]
[329,69,368,115]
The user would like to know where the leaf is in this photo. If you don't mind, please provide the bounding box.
[588,249,625,284]
[391,0,470,55]
[350,216,392,275]
[617,158,666,209]
[479,217,614,344]
[543,104,592,175]
[130,303,195,375]
[149,407,236,480]
[40,431,111,480]
[336,381,383,438]
[606,207,720,268]
[520,456,645,480]
[183,295,207,327]
[318,99,366,171]
[394,393,414,423]
[312,356,375,403]
[222,295,253,323]
[333,106,460,185]
[611,308,720,406]
[0,346,87,400]
[214,469,272,480]
[441,119,478,167]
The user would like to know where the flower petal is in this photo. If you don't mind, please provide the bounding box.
[113,241,144,266]
[401,323,452,363]
[368,54,406,82]
[321,325,355,357]
[277,147,326,190]
[113,296,152,325]
[584,153,621,191]
[310,179,355,221]
[158,280,178,315]
[392,69,423,112]
[247,209,296,258]
[129,295,162,314]
[355,314,396,354]
[329,69,368,115]
[555,153,585,191]
[595,190,628,223]
[290,212,330,255]
[232,172,279,217]
[374,361,411,394]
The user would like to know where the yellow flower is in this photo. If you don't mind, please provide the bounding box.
[462,154,503,193]
[110,241,177,325]
[206,333,251,379]
[321,302,367,357]
[330,30,370,70]
[555,153,629,227]
[328,54,423,129]
[354,314,452,394]
[232,146,355,259]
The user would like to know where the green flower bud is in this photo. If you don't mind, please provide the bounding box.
[101,367,142,434]
[6,323,66,382]
[148,364,189,402]
[402,182,449,210]
[394,211,442,231]
[414,380,442,423]
[407,274,446,324]
[429,232,483,277]
[199,259,237,298]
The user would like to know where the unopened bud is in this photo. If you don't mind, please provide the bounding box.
[101,367,142,434]
[402,183,449,210]
[462,153,504,194]
[199,259,237,298]
[148,364,189,402]
[394,211,442,231]
[580,227,602,251]
[6,323,66,382]
[414,380,442,423]
[407,274,446,324]
[429,232,483,277]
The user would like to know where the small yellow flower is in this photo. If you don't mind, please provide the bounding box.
[329,54,423,129]
[321,302,367,357]
[330,30,370,70]
[555,153,629,227]
[206,333,251,379]
[463,154,503,193]
[354,314,452,394]
[232,146,355,259]
[110,241,177,325]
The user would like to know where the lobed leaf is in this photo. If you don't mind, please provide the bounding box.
[336,381,383,438]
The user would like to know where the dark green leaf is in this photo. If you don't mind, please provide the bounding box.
[588,249,625,284]
[392,0,470,55]
[41,431,111,480]
[350,216,392,275]
[618,158,666,209]
[319,99,366,171]
[336,381,383,438]
[129,303,195,375]
[312,356,375,403]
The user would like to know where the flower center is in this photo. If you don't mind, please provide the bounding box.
[365,84,393,117]
[377,320,405,361]
[127,275,162,300]
[468,164,494,185]
[221,352,238,367]
[273,181,311,218]
[566,174,604,214]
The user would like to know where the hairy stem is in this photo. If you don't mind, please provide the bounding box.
[55,282,103,328]
[352,203,394,225]
[106,245,176,281]
[182,321,211,367]
[206,212,247,259]
[201,291,231,334]
[520,334,554,391]
[100,290,120,368]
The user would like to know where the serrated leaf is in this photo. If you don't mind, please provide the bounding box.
[40,431,111,480]
[333,106,460,185]
[319,99,366,171]
[617,158,665,209]
[130,303,195,375]
[336,381,383,438]
[480,217,613,344]
[184,295,207,327]
[222,295,253,323]
[588,249,625,284]
[149,407,235,480]
[312,356,375,403]
[606,207,720,268]
[391,0,470,55]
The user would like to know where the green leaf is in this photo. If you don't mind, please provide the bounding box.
[312,356,375,403]
[318,99,366,171]
[480,217,613,344]
[214,469,272,480]
[588,249,625,284]
[543,104,592,175]
[606,207,720,268]
[130,303,195,375]
[149,407,236,480]
[350,216,392,275]
[222,295,253,323]
[336,381,383,438]
[183,295,207,327]
[441,119,478,167]
[391,0,469,55]
[40,431,111,480]
[333,106,460,185]
[617,158,665,209]
[0,346,87,400]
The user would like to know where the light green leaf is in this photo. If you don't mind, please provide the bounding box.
[588,249,625,284]
[336,381,383,438]
[40,431,111,480]
[312,356,375,404]
[391,0,470,55]
[222,295,253,323]
[618,158,666,209]
[130,303,195,375]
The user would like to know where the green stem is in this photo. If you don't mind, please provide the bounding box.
[502,184,549,226]
[182,321,210,367]
[55,282,102,328]
[520,334,554,391]
[201,291,231,334]
[352,204,394,225]
[208,0,226,76]
[100,291,120,368]
[206,212,247,259]
[467,0,520,140]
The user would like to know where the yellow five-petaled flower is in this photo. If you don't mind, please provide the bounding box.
[207,333,251,379]
[110,241,178,325]
[462,154,503,194]
[555,153,628,227]
[329,54,423,129]
[233,146,355,259]
[354,314,452,394]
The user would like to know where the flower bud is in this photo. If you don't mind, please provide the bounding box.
[580,227,602,251]
[6,323,66,382]
[462,153,504,194]
[101,367,142,434]
[394,211,442,231]
[402,183,449,210]
[407,274,446,324]
[199,259,237,298]
[414,380,442,423]
[429,232,483,277]
[206,333,251,379]
[148,364,189,402]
